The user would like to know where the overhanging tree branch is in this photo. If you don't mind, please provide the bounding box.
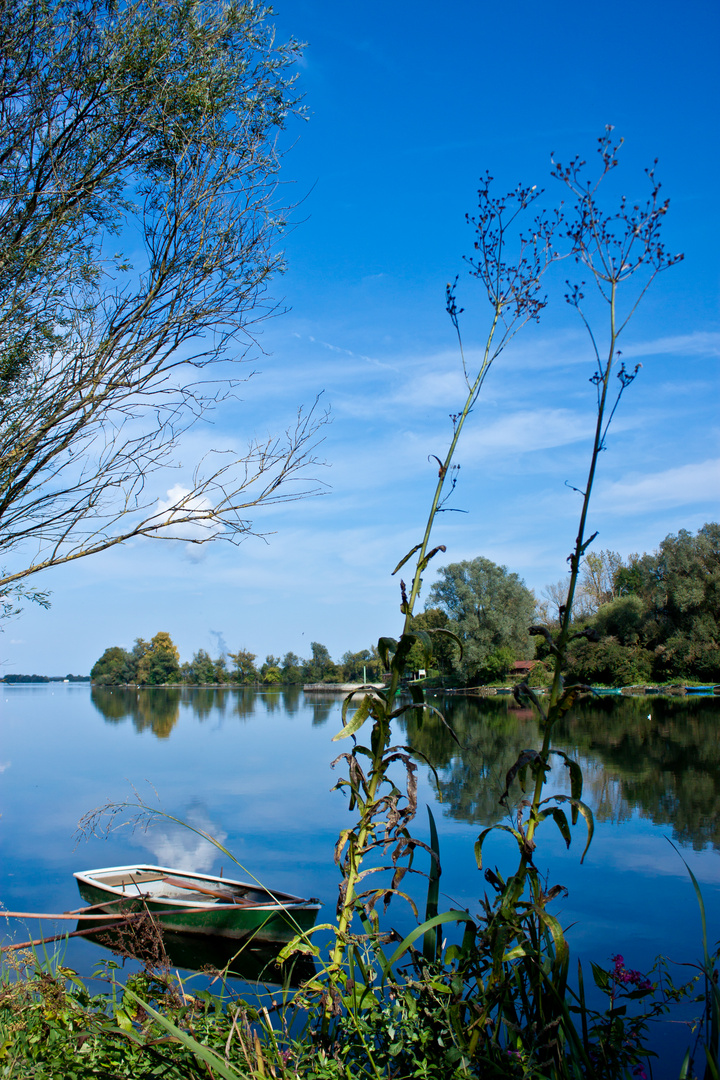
[0,0,327,598]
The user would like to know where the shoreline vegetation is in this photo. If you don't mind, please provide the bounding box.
[2,675,718,692]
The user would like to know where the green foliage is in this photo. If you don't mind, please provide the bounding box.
[593,594,646,646]
[0,954,294,1080]
[185,648,217,684]
[90,645,134,685]
[477,644,517,683]
[228,648,259,684]
[638,523,720,681]
[561,523,720,685]
[568,636,653,687]
[428,557,535,682]
[406,608,457,677]
[135,632,180,686]
[281,650,304,683]
[305,641,339,683]
[340,646,383,682]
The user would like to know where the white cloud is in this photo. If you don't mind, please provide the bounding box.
[154,484,221,554]
[594,458,720,514]
[459,408,592,456]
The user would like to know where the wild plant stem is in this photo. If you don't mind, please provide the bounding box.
[328,306,502,976]
[523,282,618,862]
[406,305,501,618]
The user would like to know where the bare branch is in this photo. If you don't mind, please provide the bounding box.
[0,0,323,602]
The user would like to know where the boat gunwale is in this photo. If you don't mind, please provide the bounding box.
[74,864,320,912]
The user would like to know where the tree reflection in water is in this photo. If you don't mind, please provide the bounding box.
[91,684,313,736]
[91,687,182,738]
[398,693,720,850]
[89,687,720,850]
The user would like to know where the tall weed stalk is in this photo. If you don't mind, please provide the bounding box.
[321,178,560,998]
[463,129,685,1069]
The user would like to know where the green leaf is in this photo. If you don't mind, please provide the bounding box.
[417,544,447,574]
[415,628,435,656]
[333,693,376,740]
[500,749,544,803]
[590,961,610,991]
[668,840,720,1068]
[380,911,474,979]
[579,531,599,555]
[502,945,528,962]
[474,823,524,870]
[533,905,569,977]
[552,749,583,819]
[553,795,594,862]
[391,545,422,576]
[122,988,243,1080]
[678,1048,691,1079]
[428,626,463,659]
[391,632,423,673]
[114,1008,134,1033]
[423,806,442,962]
[277,921,340,960]
[549,805,572,848]
[377,636,398,669]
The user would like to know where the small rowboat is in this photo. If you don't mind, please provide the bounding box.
[74,865,321,943]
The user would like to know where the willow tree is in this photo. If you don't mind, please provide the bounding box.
[0,0,324,608]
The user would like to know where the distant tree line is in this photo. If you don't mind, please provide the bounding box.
[89,524,718,688]
[90,635,385,687]
[1,673,90,683]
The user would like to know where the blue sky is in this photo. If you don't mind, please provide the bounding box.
[3,0,719,675]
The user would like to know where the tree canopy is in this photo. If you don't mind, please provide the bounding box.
[566,524,720,684]
[0,0,324,610]
[427,557,535,682]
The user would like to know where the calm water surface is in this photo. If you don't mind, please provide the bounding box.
[2,685,719,1071]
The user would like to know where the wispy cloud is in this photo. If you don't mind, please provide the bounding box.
[594,458,720,513]
[459,408,593,456]
[622,331,720,359]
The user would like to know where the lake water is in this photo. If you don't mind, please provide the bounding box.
[2,684,719,1073]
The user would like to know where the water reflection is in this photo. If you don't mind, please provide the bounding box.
[555,696,720,850]
[193,688,227,720]
[91,686,311,735]
[399,693,720,850]
[91,687,182,738]
[134,803,228,873]
[78,919,315,987]
[399,696,542,826]
[307,696,335,726]
[88,686,720,852]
